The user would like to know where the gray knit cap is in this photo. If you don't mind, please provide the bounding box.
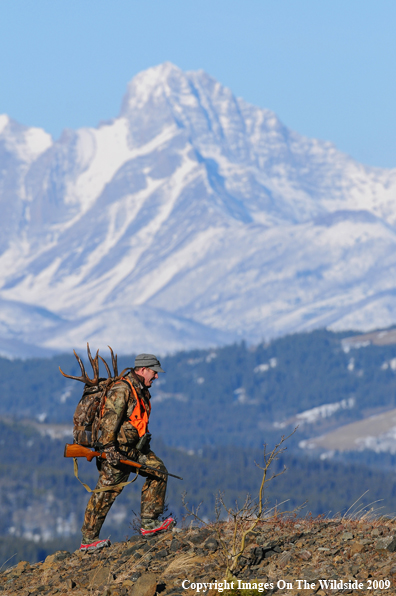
[134,353,165,373]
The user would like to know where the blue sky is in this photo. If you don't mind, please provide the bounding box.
[1,0,395,167]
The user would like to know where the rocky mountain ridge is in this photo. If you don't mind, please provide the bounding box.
[2,518,396,595]
[1,63,396,357]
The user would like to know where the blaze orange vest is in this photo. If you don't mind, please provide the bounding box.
[123,377,151,438]
[102,377,151,438]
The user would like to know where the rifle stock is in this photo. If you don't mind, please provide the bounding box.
[64,443,182,480]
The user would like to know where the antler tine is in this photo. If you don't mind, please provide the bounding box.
[74,348,88,376]
[99,355,112,379]
[59,349,94,384]
[86,343,100,384]
[59,365,80,381]
[86,343,99,373]
[108,345,118,377]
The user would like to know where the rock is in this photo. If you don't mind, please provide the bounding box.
[302,567,320,582]
[15,560,31,575]
[107,587,126,596]
[42,551,70,569]
[123,543,145,557]
[89,565,113,587]
[170,539,181,552]
[54,550,71,562]
[297,549,312,560]
[249,542,284,565]
[250,547,264,565]
[203,537,218,552]
[153,548,169,559]
[278,550,292,568]
[130,572,157,596]
[288,532,304,544]
[349,541,365,555]
[264,550,277,558]
[379,565,393,576]
[273,546,282,553]
[5,560,31,577]
[66,578,76,589]
[128,535,144,543]
[342,532,354,541]
[130,572,141,581]
[73,549,85,558]
[189,529,211,544]
[375,535,396,552]
[140,542,152,553]
[16,561,30,571]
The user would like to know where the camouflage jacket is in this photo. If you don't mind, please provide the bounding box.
[98,370,151,452]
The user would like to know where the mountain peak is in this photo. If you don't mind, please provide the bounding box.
[0,114,52,162]
[119,62,187,116]
[2,64,396,357]
[0,114,10,135]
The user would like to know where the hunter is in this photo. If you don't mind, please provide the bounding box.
[80,353,173,552]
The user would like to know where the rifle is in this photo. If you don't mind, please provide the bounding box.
[64,443,183,480]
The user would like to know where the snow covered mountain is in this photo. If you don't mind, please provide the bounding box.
[1,62,396,358]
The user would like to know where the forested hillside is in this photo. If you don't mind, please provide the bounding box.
[2,329,396,449]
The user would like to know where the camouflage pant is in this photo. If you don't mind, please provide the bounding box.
[81,450,168,543]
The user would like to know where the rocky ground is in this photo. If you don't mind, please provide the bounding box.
[1,517,396,595]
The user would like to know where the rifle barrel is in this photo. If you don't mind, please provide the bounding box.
[64,443,183,480]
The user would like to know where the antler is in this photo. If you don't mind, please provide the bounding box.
[108,345,118,377]
[99,355,112,378]
[98,346,119,379]
[59,343,100,386]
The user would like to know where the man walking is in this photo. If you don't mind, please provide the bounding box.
[80,353,174,552]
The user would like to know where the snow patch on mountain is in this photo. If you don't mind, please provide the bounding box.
[0,114,9,135]
[0,115,52,163]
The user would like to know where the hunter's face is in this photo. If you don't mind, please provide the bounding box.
[140,367,158,387]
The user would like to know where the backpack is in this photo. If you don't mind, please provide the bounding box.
[59,344,129,447]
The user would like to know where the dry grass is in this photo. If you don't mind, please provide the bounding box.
[163,553,208,576]
[114,534,170,584]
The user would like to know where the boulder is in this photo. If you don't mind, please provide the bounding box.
[130,572,157,596]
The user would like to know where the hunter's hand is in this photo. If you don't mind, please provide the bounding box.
[144,433,152,451]
[105,446,121,466]
[136,432,152,453]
